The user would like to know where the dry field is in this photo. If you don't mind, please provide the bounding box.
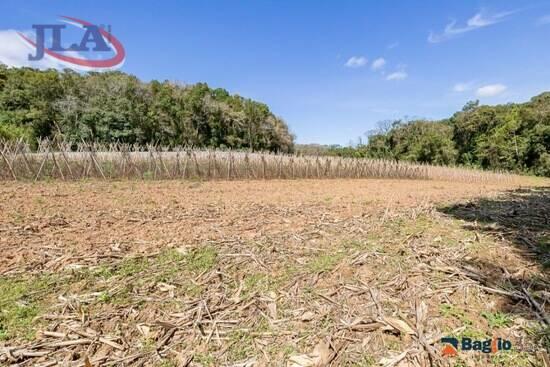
[0,140,519,183]
[0,178,549,366]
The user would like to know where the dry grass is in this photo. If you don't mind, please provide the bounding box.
[0,139,524,184]
[0,178,549,366]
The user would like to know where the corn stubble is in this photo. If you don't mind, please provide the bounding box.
[0,139,520,183]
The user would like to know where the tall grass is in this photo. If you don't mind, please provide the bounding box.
[0,139,519,183]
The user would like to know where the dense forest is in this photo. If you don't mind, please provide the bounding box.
[310,96,550,176]
[0,66,295,152]
[1,66,548,176]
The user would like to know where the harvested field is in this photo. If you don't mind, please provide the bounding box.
[0,140,519,183]
[0,178,549,366]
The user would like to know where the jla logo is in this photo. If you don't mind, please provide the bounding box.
[17,16,125,70]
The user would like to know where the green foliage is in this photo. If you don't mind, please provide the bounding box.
[307,251,345,273]
[194,353,215,366]
[443,96,549,175]
[185,246,218,273]
[538,326,550,350]
[381,120,457,165]
[481,311,513,328]
[115,256,150,276]
[327,96,549,176]
[0,121,33,142]
[328,120,458,165]
[0,66,294,152]
[2,65,547,175]
[439,304,473,325]
[0,275,57,340]
[155,361,178,367]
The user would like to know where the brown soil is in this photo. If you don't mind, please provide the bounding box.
[0,179,531,274]
[0,178,548,367]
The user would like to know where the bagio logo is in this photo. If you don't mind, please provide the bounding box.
[441,336,512,356]
[16,16,125,71]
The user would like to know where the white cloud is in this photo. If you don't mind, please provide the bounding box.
[536,15,550,26]
[0,29,90,70]
[452,82,474,92]
[476,84,507,97]
[428,10,515,43]
[345,56,367,68]
[386,71,408,81]
[371,58,386,71]
[0,30,68,69]
[387,42,399,49]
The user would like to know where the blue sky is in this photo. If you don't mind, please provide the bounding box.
[1,1,550,144]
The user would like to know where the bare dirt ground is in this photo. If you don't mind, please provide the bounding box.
[0,178,549,366]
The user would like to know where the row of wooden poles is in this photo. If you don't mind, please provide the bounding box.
[0,139,515,183]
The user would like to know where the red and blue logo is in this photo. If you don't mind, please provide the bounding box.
[17,16,125,71]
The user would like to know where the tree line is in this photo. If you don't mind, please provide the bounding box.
[0,66,295,153]
[1,66,548,176]
[316,96,549,176]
